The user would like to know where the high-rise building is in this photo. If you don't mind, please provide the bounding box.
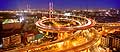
[100,31,120,51]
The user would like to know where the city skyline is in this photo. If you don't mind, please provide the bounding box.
[0,0,120,10]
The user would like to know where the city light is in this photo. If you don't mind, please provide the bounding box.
[64,13,71,16]
[19,16,24,22]
[0,0,120,52]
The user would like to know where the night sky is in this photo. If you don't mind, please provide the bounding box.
[0,0,120,10]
